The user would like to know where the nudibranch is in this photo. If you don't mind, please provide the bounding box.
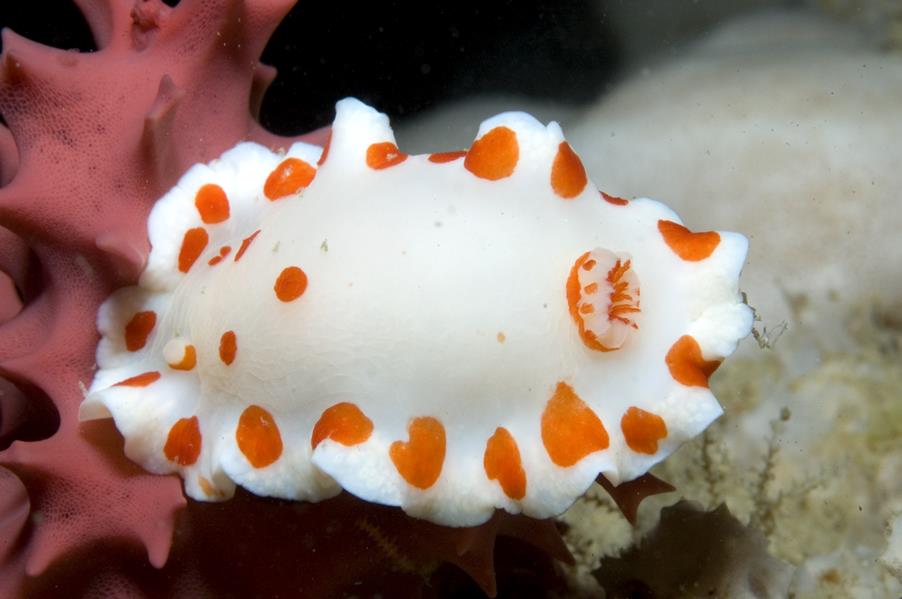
[80,98,752,526]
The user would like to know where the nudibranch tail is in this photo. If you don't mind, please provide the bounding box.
[81,98,753,526]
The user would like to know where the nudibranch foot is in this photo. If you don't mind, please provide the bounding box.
[81,98,753,527]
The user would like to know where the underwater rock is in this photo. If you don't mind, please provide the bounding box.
[881,513,902,583]
[568,10,902,341]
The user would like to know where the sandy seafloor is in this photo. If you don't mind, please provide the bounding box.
[395,5,902,598]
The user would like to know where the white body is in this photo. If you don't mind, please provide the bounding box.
[81,99,752,526]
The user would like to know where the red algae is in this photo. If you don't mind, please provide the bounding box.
[0,0,322,595]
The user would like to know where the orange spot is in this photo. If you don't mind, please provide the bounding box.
[464,126,519,180]
[390,417,446,489]
[621,407,668,454]
[311,402,374,449]
[584,282,598,294]
[274,266,308,302]
[658,220,720,261]
[551,142,587,199]
[484,427,527,500]
[219,330,237,365]
[194,183,230,224]
[169,344,197,371]
[317,130,331,166]
[236,405,283,468]
[264,157,316,200]
[366,142,408,170]
[124,311,156,351]
[497,331,506,343]
[113,371,161,387]
[601,191,629,206]
[234,229,261,262]
[198,477,216,497]
[428,150,467,163]
[208,245,231,266]
[164,416,201,466]
[541,382,609,467]
[665,335,721,388]
[178,227,209,273]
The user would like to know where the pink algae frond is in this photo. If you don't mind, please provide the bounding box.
[0,0,315,594]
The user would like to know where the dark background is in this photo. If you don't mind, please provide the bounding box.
[0,0,620,134]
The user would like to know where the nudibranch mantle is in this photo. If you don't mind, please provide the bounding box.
[80,99,752,526]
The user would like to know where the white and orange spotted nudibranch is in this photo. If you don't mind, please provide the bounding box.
[80,99,752,526]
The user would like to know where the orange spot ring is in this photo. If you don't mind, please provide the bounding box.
[178,227,209,273]
[234,229,261,262]
[484,427,527,500]
[665,335,721,388]
[428,150,467,163]
[274,266,308,302]
[311,402,374,449]
[601,191,629,206]
[194,183,230,224]
[390,417,446,489]
[113,371,161,387]
[164,416,202,466]
[464,126,519,180]
[366,142,408,170]
[541,382,609,467]
[124,310,156,351]
[236,405,283,468]
[219,330,237,365]
[264,157,316,200]
[658,220,720,261]
[551,142,588,199]
[169,344,197,371]
[621,406,668,454]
